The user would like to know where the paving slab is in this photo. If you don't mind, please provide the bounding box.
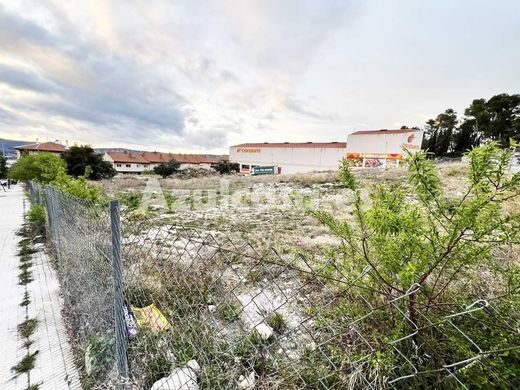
[0,185,81,389]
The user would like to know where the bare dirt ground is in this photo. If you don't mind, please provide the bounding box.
[100,163,471,252]
[98,162,520,389]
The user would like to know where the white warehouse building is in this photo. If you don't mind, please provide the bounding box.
[229,142,347,174]
[230,129,424,174]
[345,128,424,168]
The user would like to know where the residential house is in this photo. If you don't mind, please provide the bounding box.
[15,141,66,158]
[103,151,150,174]
[103,150,228,174]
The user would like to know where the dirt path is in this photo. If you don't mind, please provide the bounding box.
[0,185,81,389]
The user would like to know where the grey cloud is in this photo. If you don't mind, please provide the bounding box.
[0,106,15,123]
[184,129,229,149]
[0,5,57,48]
[0,63,57,93]
[0,5,188,142]
[220,70,239,83]
[284,98,335,121]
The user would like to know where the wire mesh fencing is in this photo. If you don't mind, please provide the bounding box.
[26,182,520,389]
[27,182,125,388]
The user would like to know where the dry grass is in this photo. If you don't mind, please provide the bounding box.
[99,163,475,253]
[100,175,148,193]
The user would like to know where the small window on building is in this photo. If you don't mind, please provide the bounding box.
[116,163,121,167]
[242,164,250,170]
[126,164,131,168]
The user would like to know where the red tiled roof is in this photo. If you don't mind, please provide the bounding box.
[15,141,65,153]
[140,152,227,164]
[203,155,228,163]
[106,151,150,164]
[107,150,229,165]
[350,129,420,136]
[232,142,347,149]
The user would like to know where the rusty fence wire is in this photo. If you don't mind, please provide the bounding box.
[27,181,520,389]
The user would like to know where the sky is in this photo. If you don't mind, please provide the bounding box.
[0,0,519,154]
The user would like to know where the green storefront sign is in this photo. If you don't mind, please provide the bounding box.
[252,166,276,175]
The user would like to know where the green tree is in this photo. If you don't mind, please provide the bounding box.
[8,153,66,184]
[62,145,116,180]
[0,155,7,179]
[212,160,239,174]
[422,118,439,154]
[153,159,180,178]
[452,118,481,155]
[435,108,458,155]
[464,98,489,135]
[484,93,520,145]
[312,144,520,387]
[422,109,458,157]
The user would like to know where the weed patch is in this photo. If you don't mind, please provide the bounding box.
[11,351,39,376]
[18,318,39,339]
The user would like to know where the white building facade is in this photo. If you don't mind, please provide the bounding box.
[229,142,347,174]
[345,129,424,168]
[103,151,228,174]
[103,151,150,174]
[230,129,424,174]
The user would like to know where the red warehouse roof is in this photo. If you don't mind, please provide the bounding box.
[350,129,421,135]
[232,142,346,149]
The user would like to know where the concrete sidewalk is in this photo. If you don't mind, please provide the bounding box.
[0,185,81,389]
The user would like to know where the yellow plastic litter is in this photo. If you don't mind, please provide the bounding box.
[131,304,171,332]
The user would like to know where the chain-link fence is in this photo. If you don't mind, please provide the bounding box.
[28,182,126,388]
[27,182,520,389]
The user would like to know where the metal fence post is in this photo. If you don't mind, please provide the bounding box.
[49,187,62,262]
[110,200,129,384]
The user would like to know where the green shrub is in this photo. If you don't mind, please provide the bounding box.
[154,159,180,178]
[27,204,45,226]
[52,171,101,201]
[124,284,155,308]
[266,312,287,333]
[221,301,241,322]
[83,333,115,386]
[311,142,520,387]
[17,318,39,338]
[9,153,66,184]
[18,269,34,285]
[118,192,143,211]
[11,351,39,376]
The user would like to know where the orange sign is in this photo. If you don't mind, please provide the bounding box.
[401,143,420,150]
[346,153,403,160]
[237,148,261,153]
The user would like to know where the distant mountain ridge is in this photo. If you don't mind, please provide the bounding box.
[0,139,227,159]
[95,147,227,158]
[0,138,32,157]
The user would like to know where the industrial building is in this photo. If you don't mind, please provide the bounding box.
[229,142,347,174]
[229,129,423,174]
[345,128,423,168]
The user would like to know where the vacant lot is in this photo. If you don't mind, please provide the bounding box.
[77,158,519,388]
[100,163,470,252]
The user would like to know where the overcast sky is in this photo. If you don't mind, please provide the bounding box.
[0,1,519,153]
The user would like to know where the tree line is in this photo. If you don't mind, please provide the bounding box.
[421,93,520,157]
